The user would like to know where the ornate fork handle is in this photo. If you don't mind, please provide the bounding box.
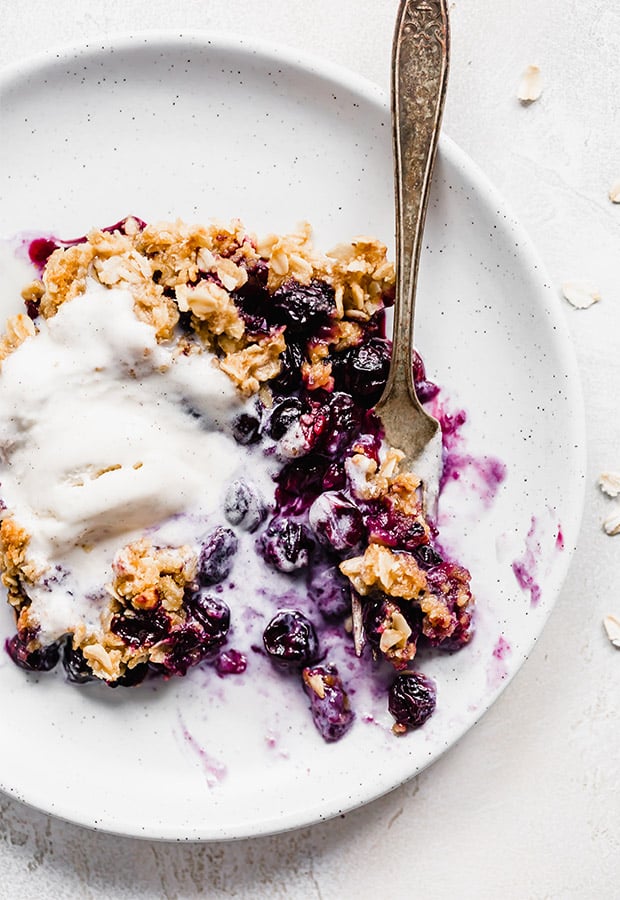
[380,0,449,411]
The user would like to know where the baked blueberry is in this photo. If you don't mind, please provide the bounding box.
[263,609,319,667]
[198,527,239,584]
[302,665,354,742]
[5,633,61,672]
[388,671,437,734]
[224,479,267,532]
[259,517,312,572]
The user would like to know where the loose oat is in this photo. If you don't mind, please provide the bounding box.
[603,510,620,536]
[561,282,601,310]
[599,472,620,498]
[603,614,620,649]
[517,65,542,103]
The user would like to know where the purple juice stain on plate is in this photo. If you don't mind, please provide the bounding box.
[177,715,227,788]
[430,397,507,506]
[488,635,512,688]
[511,515,543,606]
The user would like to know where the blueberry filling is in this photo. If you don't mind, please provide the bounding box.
[215,648,247,676]
[270,279,336,332]
[332,337,392,408]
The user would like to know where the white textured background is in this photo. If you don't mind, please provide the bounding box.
[0,1,619,897]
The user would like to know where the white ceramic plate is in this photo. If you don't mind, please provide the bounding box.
[0,34,585,841]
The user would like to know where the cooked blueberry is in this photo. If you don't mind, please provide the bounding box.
[302,664,355,742]
[308,491,364,551]
[187,591,230,645]
[269,397,305,440]
[271,279,335,332]
[224,479,267,532]
[110,606,171,647]
[231,260,271,333]
[5,633,61,672]
[231,412,261,445]
[109,662,149,688]
[321,393,362,455]
[275,456,329,513]
[413,544,443,569]
[335,337,392,407]
[215,648,247,676]
[273,341,305,390]
[259,517,312,572]
[62,643,96,684]
[307,564,351,619]
[388,671,436,733]
[263,610,319,666]
[198,526,238,584]
[154,624,215,676]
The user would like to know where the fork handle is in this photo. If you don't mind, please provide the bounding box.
[379,0,450,410]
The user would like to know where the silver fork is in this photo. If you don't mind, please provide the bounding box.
[351,1,449,656]
[375,0,450,519]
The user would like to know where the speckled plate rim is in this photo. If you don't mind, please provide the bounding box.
[0,30,586,842]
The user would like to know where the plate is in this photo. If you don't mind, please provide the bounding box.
[0,33,585,840]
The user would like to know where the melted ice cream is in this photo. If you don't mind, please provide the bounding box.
[0,280,271,641]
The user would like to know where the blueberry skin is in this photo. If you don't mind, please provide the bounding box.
[150,624,214,677]
[413,543,443,569]
[263,609,320,667]
[198,526,239,584]
[388,671,437,732]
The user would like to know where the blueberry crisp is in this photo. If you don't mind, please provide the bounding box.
[0,216,474,740]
